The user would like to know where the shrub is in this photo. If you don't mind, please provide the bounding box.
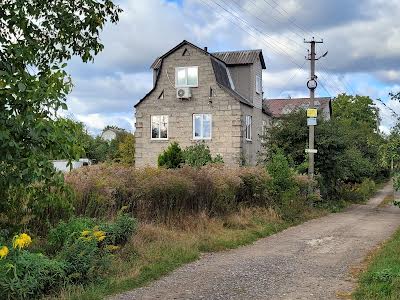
[266,151,296,197]
[101,213,138,246]
[183,142,224,167]
[158,142,184,168]
[58,234,110,284]
[0,250,66,299]
[337,178,376,202]
[65,164,314,222]
[47,217,95,254]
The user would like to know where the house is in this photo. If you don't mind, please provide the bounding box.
[134,40,271,167]
[264,97,332,120]
[101,127,125,141]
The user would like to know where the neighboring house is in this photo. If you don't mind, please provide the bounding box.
[264,97,332,120]
[52,158,91,173]
[134,40,271,167]
[101,128,125,141]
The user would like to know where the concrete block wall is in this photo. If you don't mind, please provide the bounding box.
[135,44,243,167]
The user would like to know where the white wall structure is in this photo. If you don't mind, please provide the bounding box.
[52,158,91,173]
[101,129,117,141]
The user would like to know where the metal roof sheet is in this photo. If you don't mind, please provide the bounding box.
[212,50,266,69]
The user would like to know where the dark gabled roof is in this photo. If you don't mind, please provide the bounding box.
[136,40,257,108]
[212,49,266,69]
[150,42,266,70]
[150,40,224,70]
[210,57,253,107]
[263,97,332,118]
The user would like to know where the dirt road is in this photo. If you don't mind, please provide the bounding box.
[112,184,400,300]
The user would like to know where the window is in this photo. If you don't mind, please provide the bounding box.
[261,120,267,142]
[175,66,198,87]
[193,114,212,139]
[256,75,262,94]
[245,115,252,141]
[151,115,168,140]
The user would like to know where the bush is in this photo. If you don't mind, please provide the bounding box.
[0,250,66,299]
[183,142,224,167]
[158,142,184,168]
[58,234,110,284]
[47,217,95,254]
[337,178,376,202]
[101,213,138,245]
[65,164,315,222]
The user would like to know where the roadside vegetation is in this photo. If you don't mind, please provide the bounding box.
[353,228,400,299]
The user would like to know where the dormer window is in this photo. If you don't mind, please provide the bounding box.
[256,75,262,94]
[175,66,198,87]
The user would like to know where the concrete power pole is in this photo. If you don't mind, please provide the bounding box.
[304,38,324,182]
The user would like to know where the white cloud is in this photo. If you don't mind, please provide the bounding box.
[65,0,400,134]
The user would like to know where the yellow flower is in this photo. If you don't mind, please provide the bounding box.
[13,233,32,250]
[0,246,9,259]
[105,245,120,252]
[81,230,91,237]
[93,230,106,242]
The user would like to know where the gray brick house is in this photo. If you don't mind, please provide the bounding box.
[134,40,271,167]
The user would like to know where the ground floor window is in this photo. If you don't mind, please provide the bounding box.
[193,114,212,139]
[245,115,252,141]
[151,115,168,139]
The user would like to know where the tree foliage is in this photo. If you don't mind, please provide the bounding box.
[262,94,388,200]
[0,0,122,231]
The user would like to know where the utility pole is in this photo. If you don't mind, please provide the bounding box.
[304,37,324,184]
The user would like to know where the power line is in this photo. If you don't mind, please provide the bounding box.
[261,0,324,40]
[223,0,306,54]
[205,0,305,68]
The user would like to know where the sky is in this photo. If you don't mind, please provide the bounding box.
[65,0,400,135]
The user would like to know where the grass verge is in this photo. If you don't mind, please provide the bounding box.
[353,228,400,300]
[53,207,327,300]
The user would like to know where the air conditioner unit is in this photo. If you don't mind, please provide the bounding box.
[176,87,191,99]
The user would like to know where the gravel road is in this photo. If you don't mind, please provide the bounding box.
[112,184,400,300]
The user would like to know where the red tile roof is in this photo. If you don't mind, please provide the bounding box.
[264,97,332,118]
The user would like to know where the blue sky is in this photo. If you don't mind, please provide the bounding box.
[65,0,400,134]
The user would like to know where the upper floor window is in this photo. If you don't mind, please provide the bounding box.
[193,114,212,140]
[151,115,168,140]
[245,115,252,141]
[256,75,262,94]
[176,66,198,87]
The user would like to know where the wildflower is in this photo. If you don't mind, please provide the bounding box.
[13,233,32,250]
[105,245,120,252]
[0,246,9,259]
[81,230,91,237]
[93,230,106,242]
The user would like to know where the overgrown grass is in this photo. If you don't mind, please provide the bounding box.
[353,228,400,299]
[52,207,328,300]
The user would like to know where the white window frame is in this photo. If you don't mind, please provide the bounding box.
[245,115,252,141]
[261,120,267,142]
[175,66,199,88]
[151,115,169,140]
[193,113,212,140]
[256,75,262,94]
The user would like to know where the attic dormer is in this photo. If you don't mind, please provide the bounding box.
[212,49,266,109]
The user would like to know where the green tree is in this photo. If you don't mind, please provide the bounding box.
[158,142,184,169]
[262,94,388,200]
[0,0,122,231]
[116,133,135,165]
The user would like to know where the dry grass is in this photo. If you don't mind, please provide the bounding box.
[378,194,395,208]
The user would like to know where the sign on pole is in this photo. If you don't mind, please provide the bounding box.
[307,108,318,118]
[307,117,317,126]
[305,149,318,154]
